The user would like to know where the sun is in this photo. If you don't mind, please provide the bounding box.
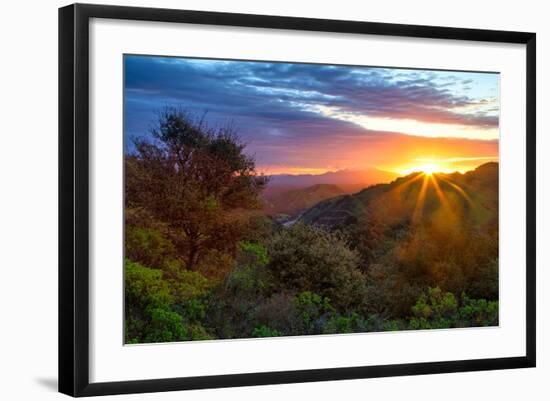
[395,161,452,176]
[418,163,439,175]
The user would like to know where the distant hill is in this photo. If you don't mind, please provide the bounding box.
[262,184,345,220]
[268,168,398,192]
[298,162,499,229]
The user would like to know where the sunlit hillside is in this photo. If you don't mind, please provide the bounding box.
[299,162,498,230]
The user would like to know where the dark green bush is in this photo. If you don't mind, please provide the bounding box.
[267,224,366,310]
[408,287,498,330]
[252,325,282,338]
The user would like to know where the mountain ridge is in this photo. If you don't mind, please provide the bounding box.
[262,183,346,220]
[267,168,399,190]
[297,162,498,229]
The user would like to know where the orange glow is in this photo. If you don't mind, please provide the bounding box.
[412,175,430,223]
[390,156,498,176]
[365,167,476,228]
[430,174,450,210]
[256,133,498,177]
[260,166,334,175]
[404,163,442,176]
[404,171,474,226]
[439,176,473,205]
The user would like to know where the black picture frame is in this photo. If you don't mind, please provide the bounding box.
[59,3,536,397]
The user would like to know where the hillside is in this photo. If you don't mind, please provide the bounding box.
[299,162,499,230]
[262,184,345,220]
[268,168,398,191]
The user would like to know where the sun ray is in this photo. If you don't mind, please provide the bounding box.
[381,173,425,205]
[438,176,474,205]
[369,173,425,223]
[412,174,430,224]
[430,174,450,210]
[392,172,423,192]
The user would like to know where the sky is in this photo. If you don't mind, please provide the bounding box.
[124,55,499,176]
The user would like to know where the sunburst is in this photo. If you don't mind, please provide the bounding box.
[418,164,439,175]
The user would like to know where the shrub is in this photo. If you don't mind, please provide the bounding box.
[408,287,498,330]
[125,259,173,310]
[204,244,273,339]
[252,325,282,338]
[226,242,272,296]
[323,313,364,334]
[293,291,334,333]
[253,291,335,336]
[409,287,457,330]
[457,294,498,327]
[187,323,215,341]
[239,241,270,267]
[267,224,366,310]
[125,259,192,343]
[142,306,187,343]
[250,292,299,336]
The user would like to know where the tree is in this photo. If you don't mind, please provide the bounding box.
[126,108,267,270]
[125,225,175,270]
[267,223,366,310]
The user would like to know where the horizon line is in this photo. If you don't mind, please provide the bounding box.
[262,160,498,178]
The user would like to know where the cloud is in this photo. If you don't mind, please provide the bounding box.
[124,55,499,169]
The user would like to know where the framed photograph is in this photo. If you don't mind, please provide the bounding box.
[59,3,536,397]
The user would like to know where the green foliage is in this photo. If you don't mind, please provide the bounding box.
[252,325,282,338]
[409,287,458,329]
[240,241,270,267]
[362,262,423,318]
[142,306,187,343]
[125,259,173,309]
[225,242,272,295]
[382,319,403,332]
[203,242,274,340]
[293,291,334,333]
[125,260,178,343]
[125,225,175,270]
[169,269,210,303]
[408,287,498,330]
[412,287,458,320]
[394,223,498,300]
[240,214,276,245]
[457,293,499,327]
[182,298,207,321]
[187,324,214,341]
[124,259,215,343]
[322,312,404,334]
[267,223,366,310]
[323,313,363,334]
